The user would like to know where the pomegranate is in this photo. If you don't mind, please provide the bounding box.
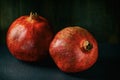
[6,12,53,62]
[49,26,98,73]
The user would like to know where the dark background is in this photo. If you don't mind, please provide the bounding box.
[0,0,120,80]
[0,0,120,44]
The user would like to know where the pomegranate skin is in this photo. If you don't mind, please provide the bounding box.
[6,13,53,62]
[49,26,98,73]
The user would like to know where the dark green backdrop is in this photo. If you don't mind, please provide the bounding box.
[0,0,119,45]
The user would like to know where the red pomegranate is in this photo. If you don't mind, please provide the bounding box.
[6,12,53,62]
[49,26,98,73]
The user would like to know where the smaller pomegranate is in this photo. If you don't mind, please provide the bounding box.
[6,12,53,62]
[49,26,98,73]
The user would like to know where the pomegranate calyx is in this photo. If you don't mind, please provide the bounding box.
[29,12,39,20]
[83,40,93,51]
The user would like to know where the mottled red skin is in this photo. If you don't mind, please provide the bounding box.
[49,26,98,73]
[7,15,53,62]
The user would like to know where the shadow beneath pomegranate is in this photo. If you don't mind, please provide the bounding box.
[64,58,120,80]
[18,54,57,69]
[64,65,99,80]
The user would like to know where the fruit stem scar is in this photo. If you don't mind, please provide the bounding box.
[83,40,93,51]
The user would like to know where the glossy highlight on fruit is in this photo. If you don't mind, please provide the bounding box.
[49,26,98,73]
[6,12,53,62]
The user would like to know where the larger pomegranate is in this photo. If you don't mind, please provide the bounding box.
[6,12,53,62]
[49,26,98,73]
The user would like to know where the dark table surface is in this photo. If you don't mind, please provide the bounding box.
[0,43,120,80]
